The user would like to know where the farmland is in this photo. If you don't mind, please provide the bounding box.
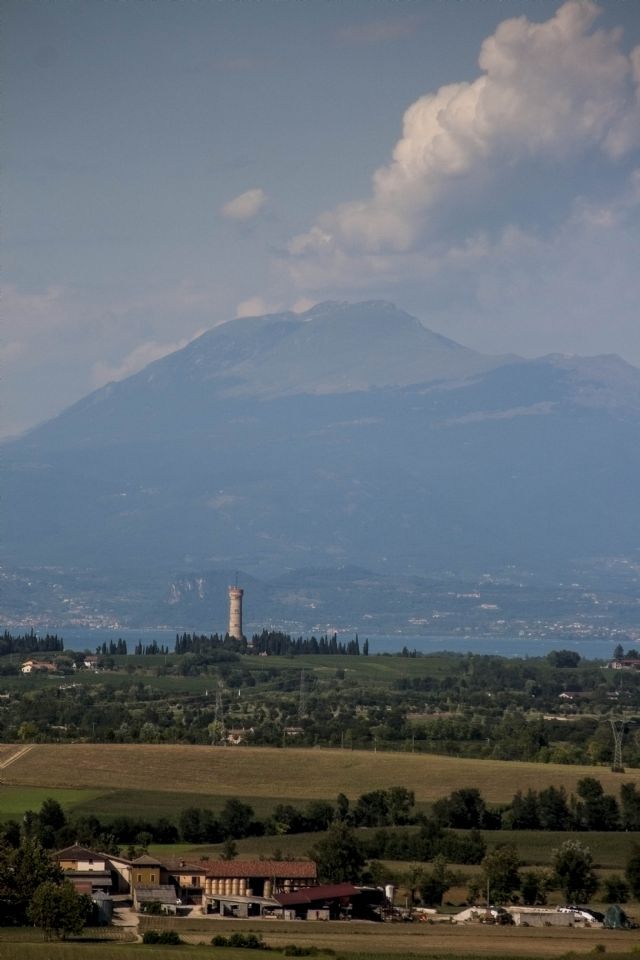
[0,922,639,959]
[2,909,637,960]
[4,743,640,804]
[5,642,640,769]
[4,742,640,872]
[4,741,640,956]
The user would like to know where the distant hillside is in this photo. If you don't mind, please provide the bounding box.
[3,300,640,627]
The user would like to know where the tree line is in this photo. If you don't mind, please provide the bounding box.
[174,630,367,657]
[0,630,64,655]
[430,779,640,832]
[96,639,128,656]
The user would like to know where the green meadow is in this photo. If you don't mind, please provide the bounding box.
[0,787,103,819]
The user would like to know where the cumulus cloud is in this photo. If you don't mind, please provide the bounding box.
[221,188,267,221]
[287,1,640,280]
[91,332,205,388]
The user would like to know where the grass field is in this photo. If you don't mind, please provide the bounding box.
[173,827,640,871]
[0,786,103,819]
[3,743,640,804]
[138,915,640,956]
[0,921,638,960]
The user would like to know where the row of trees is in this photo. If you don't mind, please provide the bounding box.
[96,639,127,656]
[0,630,64,655]
[15,790,415,853]
[132,641,170,655]
[250,631,366,657]
[14,779,640,861]
[433,780,640,832]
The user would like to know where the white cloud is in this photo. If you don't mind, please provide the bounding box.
[91,332,205,388]
[236,296,276,318]
[0,280,223,437]
[291,297,318,314]
[221,188,267,221]
[287,1,640,279]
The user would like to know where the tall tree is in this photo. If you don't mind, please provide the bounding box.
[574,777,619,831]
[481,843,520,903]
[0,840,63,925]
[220,798,255,840]
[310,822,366,883]
[28,881,91,940]
[553,840,599,903]
[625,846,640,899]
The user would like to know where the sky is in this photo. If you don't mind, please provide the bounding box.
[3,0,640,438]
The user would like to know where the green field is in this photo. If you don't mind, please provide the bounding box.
[5,741,640,877]
[0,786,102,819]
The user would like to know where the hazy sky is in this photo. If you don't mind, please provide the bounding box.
[4,0,640,437]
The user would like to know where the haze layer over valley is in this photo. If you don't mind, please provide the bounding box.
[3,301,640,636]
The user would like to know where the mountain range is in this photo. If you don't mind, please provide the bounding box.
[3,300,640,632]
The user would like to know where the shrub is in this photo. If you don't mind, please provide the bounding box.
[142,930,159,943]
[158,930,182,944]
[282,948,322,957]
[212,932,266,949]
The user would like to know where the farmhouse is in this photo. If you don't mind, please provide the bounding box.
[226,727,254,745]
[608,659,640,671]
[131,853,163,887]
[158,858,208,902]
[20,659,57,674]
[54,844,112,895]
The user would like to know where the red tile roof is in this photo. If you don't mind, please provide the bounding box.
[54,845,107,861]
[202,859,317,880]
[275,883,360,906]
[160,858,207,874]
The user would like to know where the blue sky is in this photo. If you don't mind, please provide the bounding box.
[4,0,640,436]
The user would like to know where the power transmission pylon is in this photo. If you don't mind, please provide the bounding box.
[610,717,625,772]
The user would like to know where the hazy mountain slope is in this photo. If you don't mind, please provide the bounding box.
[3,301,640,628]
[16,301,508,450]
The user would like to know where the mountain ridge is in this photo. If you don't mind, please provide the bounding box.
[3,300,640,627]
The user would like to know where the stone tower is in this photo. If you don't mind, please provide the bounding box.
[228,585,244,639]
